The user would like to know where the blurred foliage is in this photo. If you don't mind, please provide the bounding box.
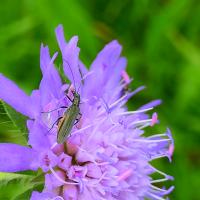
[0,0,200,199]
[0,170,44,200]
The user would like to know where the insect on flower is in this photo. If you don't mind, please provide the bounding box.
[56,86,81,144]
[42,60,82,144]
[0,25,174,199]
[56,59,83,144]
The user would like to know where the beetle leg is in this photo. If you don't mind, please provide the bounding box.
[74,119,79,125]
[75,113,82,123]
[48,117,63,133]
[74,113,82,124]
[66,94,73,102]
[42,106,68,113]
[76,113,82,120]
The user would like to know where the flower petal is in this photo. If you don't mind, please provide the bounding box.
[83,40,123,100]
[28,120,51,151]
[30,90,41,117]
[91,40,122,71]
[0,143,39,172]
[105,57,127,89]
[0,74,36,118]
[55,25,82,87]
[39,45,63,105]
[139,100,162,110]
[63,185,78,200]
[30,191,56,200]
[44,171,64,190]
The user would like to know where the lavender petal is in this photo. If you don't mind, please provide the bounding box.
[28,120,51,151]
[30,191,56,200]
[0,74,36,118]
[55,25,82,87]
[0,143,39,172]
[39,45,63,105]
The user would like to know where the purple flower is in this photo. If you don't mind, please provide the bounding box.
[0,25,174,200]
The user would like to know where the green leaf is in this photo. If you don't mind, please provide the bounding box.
[11,190,32,200]
[0,172,31,182]
[0,100,28,137]
[0,172,33,200]
[11,182,44,200]
[0,171,44,200]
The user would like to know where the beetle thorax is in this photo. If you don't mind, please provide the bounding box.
[73,93,80,106]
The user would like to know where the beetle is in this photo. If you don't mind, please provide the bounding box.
[56,58,84,144]
[43,59,87,144]
[56,89,81,144]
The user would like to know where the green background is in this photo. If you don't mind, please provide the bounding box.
[0,0,200,199]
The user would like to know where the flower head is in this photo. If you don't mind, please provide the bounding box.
[0,25,174,200]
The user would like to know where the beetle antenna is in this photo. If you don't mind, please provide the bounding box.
[76,66,83,94]
[77,68,94,94]
[63,58,77,91]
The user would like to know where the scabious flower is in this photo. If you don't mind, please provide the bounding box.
[0,25,174,200]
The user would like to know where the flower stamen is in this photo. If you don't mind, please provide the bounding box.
[49,166,79,185]
[117,169,133,181]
